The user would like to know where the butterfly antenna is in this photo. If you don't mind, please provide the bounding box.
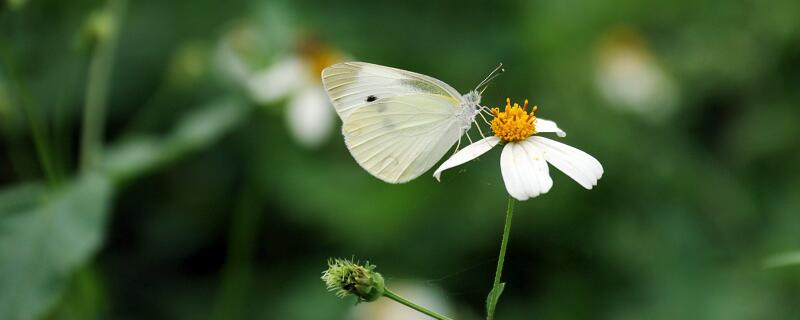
[475,63,505,94]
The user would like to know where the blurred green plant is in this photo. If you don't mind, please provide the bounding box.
[0,95,249,320]
[0,1,251,317]
[0,174,112,320]
[79,0,125,172]
[764,251,800,269]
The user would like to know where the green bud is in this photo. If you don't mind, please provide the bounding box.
[321,258,385,302]
[76,9,114,52]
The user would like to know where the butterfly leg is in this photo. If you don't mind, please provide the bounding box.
[452,135,463,155]
[474,120,487,139]
[480,106,494,119]
[478,110,491,125]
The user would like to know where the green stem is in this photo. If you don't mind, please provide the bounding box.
[383,289,453,320]
[0,39,59,185]
[22,101,59,185]
[487,195,515,320]
[213,185,261,320]
[80,0,126,172]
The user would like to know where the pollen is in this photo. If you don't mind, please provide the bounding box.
[490,98,537,142]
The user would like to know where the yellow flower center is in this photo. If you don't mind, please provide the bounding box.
[490,98,537,142]
[297,37,343,79]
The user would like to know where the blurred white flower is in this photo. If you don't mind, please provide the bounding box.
[435,99,602,201]
[216,23,344,148]
[285,85,335,149]
[245,57,306,103]
[214,21,268,85]
[595,27,679,122]
[349,281,455,320]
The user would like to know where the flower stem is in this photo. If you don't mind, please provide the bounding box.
[0,41,60,185]
[213,184,261,320]
[383,288,453,320]
[487,195,515,320]
[80,0,126,172]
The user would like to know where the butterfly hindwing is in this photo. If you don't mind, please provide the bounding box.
[342,93,465,183]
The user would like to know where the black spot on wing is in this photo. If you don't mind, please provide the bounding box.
[366,95,377,102]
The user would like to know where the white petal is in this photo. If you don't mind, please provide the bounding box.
[535,118,566,137]
[519,141,553,195]
[214,39,251,83]
[529,136,603,189]
[433,136,500,181]
[500,143,529,201]
[286,86,335,149]
[500,142,553,201]
[247,57,308,103]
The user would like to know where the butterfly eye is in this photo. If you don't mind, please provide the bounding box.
[366,95,377,102]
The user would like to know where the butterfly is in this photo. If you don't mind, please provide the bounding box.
[321,62,503,183]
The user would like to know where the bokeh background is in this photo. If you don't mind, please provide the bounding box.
[2,0,800,319]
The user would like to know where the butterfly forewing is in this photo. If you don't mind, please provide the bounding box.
[321,62,463,119]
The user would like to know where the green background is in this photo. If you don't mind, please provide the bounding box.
[1,0,799,319]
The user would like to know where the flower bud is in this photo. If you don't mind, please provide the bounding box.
[322,258,385,302]
[76,9,114,52]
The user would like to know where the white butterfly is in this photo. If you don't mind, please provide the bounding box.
[321,61,503,183]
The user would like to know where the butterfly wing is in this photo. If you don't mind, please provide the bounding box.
[342,93,465,183]
[321,62,462,119]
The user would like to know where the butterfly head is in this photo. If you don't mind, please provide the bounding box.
[463,90,482,106]
[456,63,504,129]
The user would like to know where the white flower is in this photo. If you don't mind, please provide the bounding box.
[246,56,336,148]
[434,99,603,201]
[596,27,678,122]
[215,25,343,148]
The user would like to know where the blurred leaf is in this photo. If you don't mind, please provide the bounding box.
[0,182,46,216]
[47,266,106,320]
[103,97,248,183]
[0,174,113,320]
[764,251,800,269]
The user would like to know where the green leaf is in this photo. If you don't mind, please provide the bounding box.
[764,251,800,269]
[0,183,46,217]
[485,282,505,319]
[0,174,113,320]
[102,97,247,184]
[47,266,106,320]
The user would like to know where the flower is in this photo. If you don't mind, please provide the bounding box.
[216,23,345,148]
[322,258,386,302]
[595,26,678,122]
[434,99,603,201]
[251,39,343,148]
